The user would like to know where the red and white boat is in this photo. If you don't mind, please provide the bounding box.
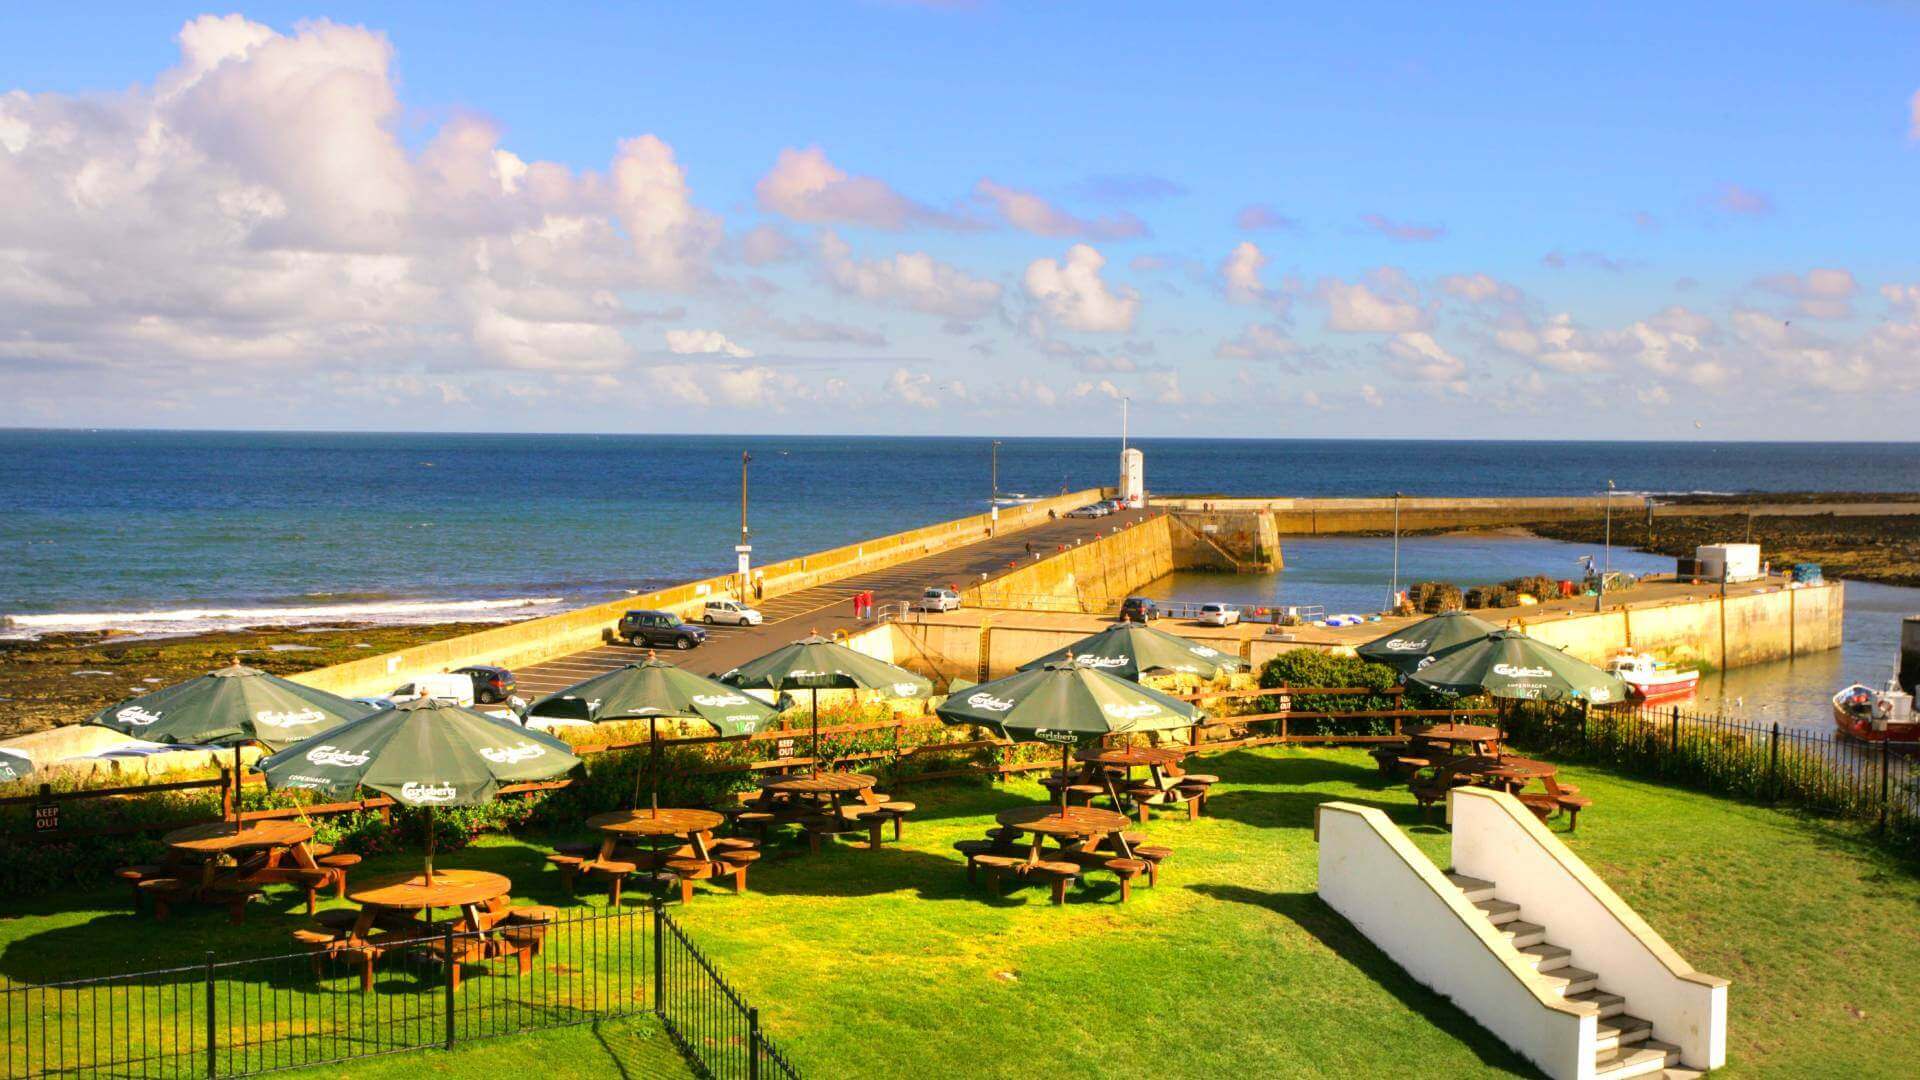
[1604,652,1700,702]
[1832,678,1920,744]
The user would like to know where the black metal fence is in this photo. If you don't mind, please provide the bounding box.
[0,903,798,1080]
[1506,701,1920,842]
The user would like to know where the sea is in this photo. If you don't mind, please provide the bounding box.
[3,431,1917,732]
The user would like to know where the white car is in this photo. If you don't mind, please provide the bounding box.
[912,587,962,612]
[1197,603,1242,626]
[702,599,763,626]
[1065,504,1108,519]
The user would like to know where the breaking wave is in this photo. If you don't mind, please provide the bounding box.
[0,596,567,639]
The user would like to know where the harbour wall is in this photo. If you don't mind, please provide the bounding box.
[291,487,1109,698]
[957,509,1272,615]
[1152,495,1643,535]
[881,581,1844,683]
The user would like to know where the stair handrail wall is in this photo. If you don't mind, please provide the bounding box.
[1316,801,1598,1080]
[1448,786,1729,1071]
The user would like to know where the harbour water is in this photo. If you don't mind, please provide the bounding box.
[1137,536,1916,735]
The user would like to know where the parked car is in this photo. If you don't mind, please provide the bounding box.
[618,609,708,650]
[1065,503,1108,519]
[702,599,763,626]
[912,587,962,612]
[1118,596,1161,622]
[455,664,517,704]
[1196,603,1242,627]
[387,672,476,706]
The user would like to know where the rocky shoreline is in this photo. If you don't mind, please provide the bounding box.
[1523,508,1920,589]
[0,622,498,739]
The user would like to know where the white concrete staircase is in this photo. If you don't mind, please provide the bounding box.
[1445,871,1685,1080]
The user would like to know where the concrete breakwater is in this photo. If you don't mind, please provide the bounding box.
[1153,495,1642,535]
[291,487,1108,699]
[961,509,1278,614]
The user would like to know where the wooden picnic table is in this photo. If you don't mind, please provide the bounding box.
[587,808,724,864]
[161,819,319,894]
[758,772,885,849]
[1411,723,1503,755]
[1074,746,1195,814]
[996,804,1133,861]
[758,771,877,796]
[1450,755,1556,792]
[347,868,513,940]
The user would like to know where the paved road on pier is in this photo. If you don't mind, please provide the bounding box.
[510,507,1149,697]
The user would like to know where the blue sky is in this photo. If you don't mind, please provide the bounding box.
[1,3,1916,436]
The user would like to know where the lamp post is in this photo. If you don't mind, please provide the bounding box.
[736,451,752,601]
[1598,479,1615,612]
[990,439,1002,536]
[1391,491,1402,611]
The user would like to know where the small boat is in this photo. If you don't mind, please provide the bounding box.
[1831,678,1920,744]
[1605,652,1700,702]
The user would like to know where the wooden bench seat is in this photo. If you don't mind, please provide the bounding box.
[137,877,196,920]
[315,853,361,899]
[1026,860,1081,905]
[115,864,168,910]
[970,854,1025,896]
[1104,858,1149,902]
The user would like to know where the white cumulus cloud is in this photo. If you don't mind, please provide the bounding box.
[817,232,1001,318]
[1023,244,1139,333]
[665,329,753,358]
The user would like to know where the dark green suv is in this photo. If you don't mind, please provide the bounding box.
[618,609,708,650]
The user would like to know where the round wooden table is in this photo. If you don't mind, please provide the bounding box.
[757,772,876,795]
[349,869,512,912]
[995,805,1130,839]
[588,808,725,838]
[1413,723,1501,743]
[163,819,313,856]
[1473,755,1556,787]
[1077,746,1186,768]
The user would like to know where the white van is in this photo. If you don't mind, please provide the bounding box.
[388,672,476,707]
[702,598,763,626]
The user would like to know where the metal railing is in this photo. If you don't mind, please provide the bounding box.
[656,908,799,1080]
[0,902,799,1080]
[1505,701,1920,841]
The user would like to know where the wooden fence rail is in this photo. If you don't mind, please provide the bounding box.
[0,690,1492,843]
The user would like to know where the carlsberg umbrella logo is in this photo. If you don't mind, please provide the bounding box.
[1074,655,1131,669]
[1492,663,1553,679]
[478,742,546,764]
[116,706,163,726]
[400,782,458,803]
[891,682,922,696]
[966,692,1016,712]
[1102,701,1163,721]
[306,745,371,768]
[254,708,326,728]
[1385,638,1430,652]
[692,693,750,708]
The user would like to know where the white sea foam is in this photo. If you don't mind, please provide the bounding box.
[0,596,567,639]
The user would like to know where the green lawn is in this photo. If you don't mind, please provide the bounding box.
[3,747,1917,1078]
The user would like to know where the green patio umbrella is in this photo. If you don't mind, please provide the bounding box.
[935,662,1203,812]
[0,748,32,784]
[1409,630,1629,705]
[718,634,932,773]
[86,663,373,752]
[1355,611,1502,674]
[258,697,580,881]
[524,655,779,813]
[1018,622,1245,681]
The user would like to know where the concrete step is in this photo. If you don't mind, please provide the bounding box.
[1565,989,1626,1018]
[1594,1038,1679,1079]
[1517,942,1572,972]
[1657,1069,1704,1080]
[1444,871,1496,901]
[1473,897,1521,925]
[1536,964,1600,996]
[1497,919,1547,948]
[1595,1013,1653,1053]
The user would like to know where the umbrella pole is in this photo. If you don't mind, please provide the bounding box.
[811,688,820,776]
[231,745,243,832]
[1058,744,1070,816]
[424,807,435,885]
[650,717,661,818]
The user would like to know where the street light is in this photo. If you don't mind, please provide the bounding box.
[1598,479,1615,612]
[737,451,752,601]
[1391,491,1402,611]
[989,440,1002,536]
